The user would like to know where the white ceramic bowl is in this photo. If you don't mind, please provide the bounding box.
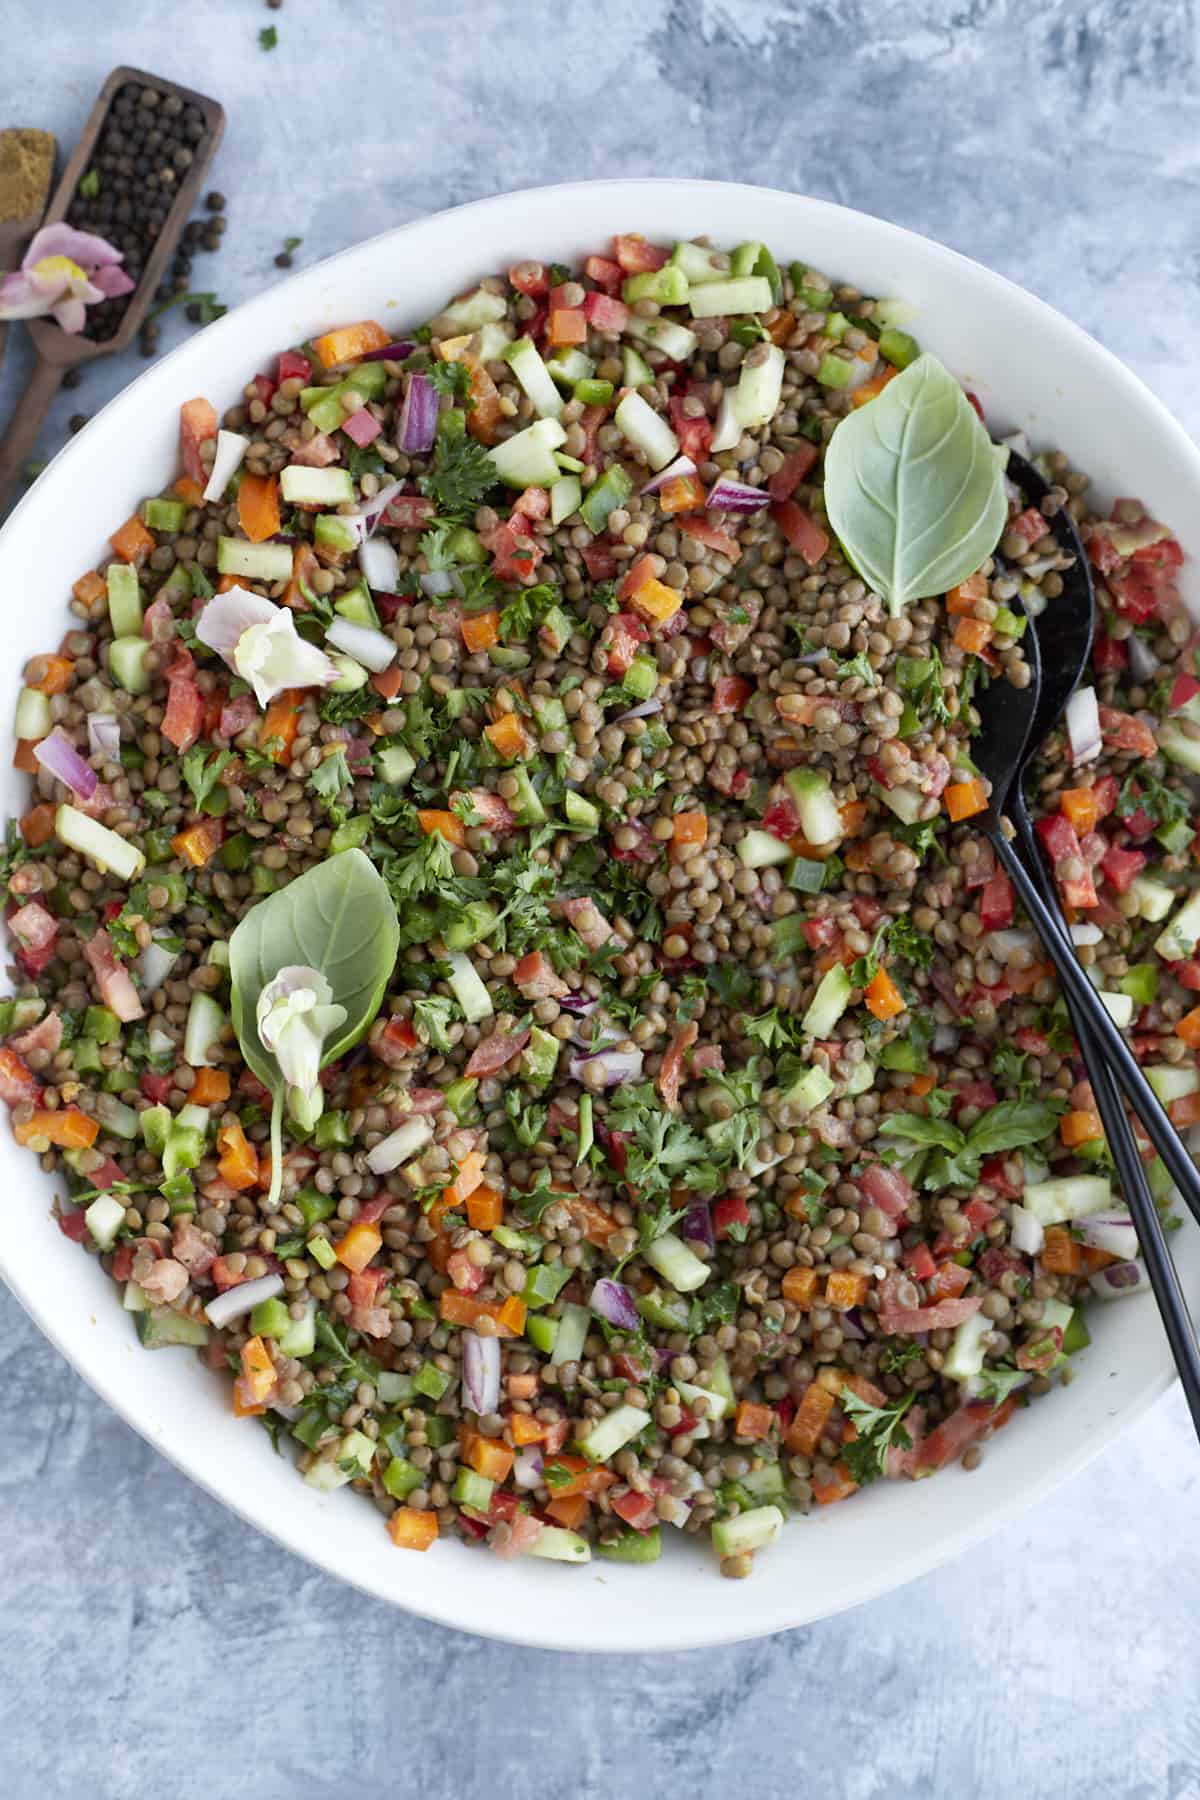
[2,180,1199,1653]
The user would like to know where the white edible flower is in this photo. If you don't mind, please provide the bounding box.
[195,588,337,707]
[256,966,346,1124]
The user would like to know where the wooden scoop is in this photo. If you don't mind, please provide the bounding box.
[0,67,224,505]
[0,129,56,374]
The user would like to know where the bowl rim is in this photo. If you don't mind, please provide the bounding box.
[1,176,1196,1652]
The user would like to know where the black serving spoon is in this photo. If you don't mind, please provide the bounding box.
[972,524,1200,1232]
[1002,451,1200,1432]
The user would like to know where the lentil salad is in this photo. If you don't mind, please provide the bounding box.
[2,231,1193,1579]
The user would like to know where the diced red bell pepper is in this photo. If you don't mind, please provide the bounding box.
[767,444,819,502]
[1091,630,1128,673]
[277,349,312,383]
[140,1071,173,1104]
[979,873,1015,930]
[667,398,713,464]
[712,676,752,714]
[1101,844,1146,894]
[580,543,618,581]
[979,1154,1023,1200]
[1035,812,1098,909]
[903,1243,937,1282]
[771,500,829,567]
[1170,673,1200,714]
[600,611,648,677]
[712,1193,750,1238]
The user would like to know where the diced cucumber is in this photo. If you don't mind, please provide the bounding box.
[943,1310,993,1381]
[623,313,700,364]
[563,790,600,831]
[304,1428,375,1491]
[622,264,690,307]
[474,321,513,363]
[216,538,294,582]
[842,1057,876,1098]
[676,1379,730,1422]
[549,1301,589,1366]
[277,1298,316,1359]
[643,1230,709,1294]
[251,1297,290,1338]
[785,767,842,844]
[1145,1064,1200,1104]
[738,827,792,869]
[376,744,416,786]
[732,344,785,430]
[711,1506,783,1556]
[802,963,851,1036]
[183,991,225,1067]
[14,686,51,740]
[56,804,145,881]
[446,951,493,1023]
[136,1307,210,1349]
[382,1456,423,1501]
[109,635,153,696]
[528,1526,591,1564]
[635,1287,689,1332]
[437,286,508,332]
[85,1193,127,1251]
[507,765,547,826]
[95,1094,139,1140]
[538,604,573,654]
[1154,889,1200,960]
[614,391,679,471]
[783,1064,835,1111]
[308,1236,336,1271]
[689,276,773,319]
[1120,963,1159,1004]
[816,353,854,389]
[107,563,143,637]
[550,474,582,526]
[622,343,655,387]
[145,498,187,532]
[740,1462,786,1504]
[1098,990,1134,1028]
[545,348,594,388]
[328,652,369,692]
[878,782,924,825]
[122,1279,149,1313]
[521,1025,560,1088]
[579,463,634,536]
[334,580,380,628]
[554,451,585,473]
[503,337,564,420]
[451,1467,494,1512]
[1022,1174,1113,1227]
[671,239,729,284]
[487,417,567,489]
[880,326,921,368]
[596,1525,662,1563]
[622,655,658,701]
[577,1404,651,1463]
[314,515,361,558]
[730,240,765,277]
[1157,720,1200,775]
[443,901,499,950]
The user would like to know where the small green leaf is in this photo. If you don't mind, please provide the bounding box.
[823,353,1008,616]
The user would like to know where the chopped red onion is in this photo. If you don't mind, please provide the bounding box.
[359,536,400,593]
[589,1277,640,1331]
[705,476,771,512]
[640,453,696,496]
[986,928,1036,960]
[202,429,249,503]
[710,392,741,453]
[34,727,97,800]
[462,1330,501,1414]
[659,1495,692,1528]
[1070,922,1103,946]
[361,340,415,363]
[1076,1212,1139,1260]
[567,1047,644,1088]
[1089,1258,1148,1299]
[1009,1204,1045,1257]
[87,712,121,762]
[354,480,406,535]
[681,1203,715,1250]
[840,1306,866,1341]
[398,372,439,454]
[419,569,463,598]
[558,993,598,1019]
[365,1115,433,1174]
[614,698,664,723]
[204,1273,283,1329]
[513,1446,544,1490]
[326,616,396,673]
[1066,686,1102,765]
[1127,633,1160,682]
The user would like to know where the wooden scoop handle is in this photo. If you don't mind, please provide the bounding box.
[0,354,66,506]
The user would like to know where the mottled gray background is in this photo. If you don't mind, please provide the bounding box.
[2,3,1199,1796]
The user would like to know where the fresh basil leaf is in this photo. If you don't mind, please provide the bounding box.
[877,1112,965,1154]
[965,1099,1063,1157]
[823,353,1008,616]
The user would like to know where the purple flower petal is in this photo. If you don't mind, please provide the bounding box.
[24,223,126,271]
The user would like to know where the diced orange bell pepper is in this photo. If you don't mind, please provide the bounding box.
[842,1372,890,1409]
[1008,960,1055,996]
[1082,1244,1120,1273]
[628,576,682,625]
[236,472,282,545]
[484,713,532,762]
[171,818,225,868]
[370,665,404,701]
[387,1506,439,1551]
[190,1068,231,1106]
[173,474,206,507]
[510,1413,545,1447]
[1175,1007,1200,1048]
[539,1454,615,1500]
[944,778,988,823]
[417,808,466,847]
[910,1072,937,1097]
[109,515,156,566]
[259,691,300,764]
[72,570,107,607]
[546,1494,590,1530]
[547,308,587,347]
[433,336,505,445]
[19,803,57,848]
[495,1295,526,1338]
[850,366,899,407]
[282,541,322,611]
[672,810,708,852]
[1171,1090,1200,1128]
[467,1438,514,1483]
[812,1462,858,1505]
[953,617,993,656]
[1041,1225,1083,1275]
[780,1264,818,1306]
[12,741,39,774]
[31,655,74,697]
[233,1385,267,1418]
[448,1150,486,1205]
[766,308,796,347]
[507,1373,539,1401]
[216,1123,259,1191]
[13,1106,98,1150]
[734,1402,775,1440]
[335,1220,383,1273]
[658,474,706,515]
[825,1270,870,1310]
[838,799,868,838]
[312,320,391,367]
[240,1335,276,1405]
[1060,1109,1104,1146]
[565,1193,616,1247]
[460,609,500,653]
[865,967,905,1021]
[786,1382,836,1455]
[1058,787,1100,835]
[946,570,988,613]
[465,1182,503,1231]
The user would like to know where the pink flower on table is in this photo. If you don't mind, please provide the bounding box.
[0,224,135,333]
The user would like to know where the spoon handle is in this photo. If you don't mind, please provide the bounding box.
[988,824,1200,1230]
[1010,813,1200,1436]
[0,353,65,505]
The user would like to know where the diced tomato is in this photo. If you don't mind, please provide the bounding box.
[382,493,436,531]
[712,1193,750,1239]
[277,349,312,383]
[583,291,629,333]
[712,676,751,714]
[465,1029,531,1079]
[0,1048,41,1108]
[903,1243,937,1282]
[610,822,659,865]
[509,260,550,298]
[383,1016,419,1054]
[140,1071,173,1104]
[657,1022,698,1112]
[58,1210,89,1243]
[767,444,819,502]
[611,1489,657,1533]
[1091,630,1128,673]
[677,515,741,562]
[857,1162,914,1220]
[1010,1030,1050,1061]
[1099,705,1157,758]
[481,517,545,584]
[953,1079,998,1114]
[612,234,670,273]
[513,486,551,520]
[1035,812,1098,909]
[667,398,713,464]
[799,916,840,950]
[929,1261,972,1301]
[914,1400,1007,1474]
[514,951,570,1000]
[771,500,829,567]
[583,254,623,294]
[962,1197,998,1234]
[179,397,217,485]
[1091,774,1120,820]
[580,543,618,581]
[447,1247,485,1293]
[1008,507,1048,548]
[977,1245,1027,1286]
[161,671,206,753]
[1174,961,1200,993]
[1170,673,1200,714]
[600,611,648,677]
[1101,844,1146,894]
[979,873,1015,931]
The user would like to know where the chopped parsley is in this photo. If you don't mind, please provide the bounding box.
[840,1386,915,1486]
[418,425,498,520]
